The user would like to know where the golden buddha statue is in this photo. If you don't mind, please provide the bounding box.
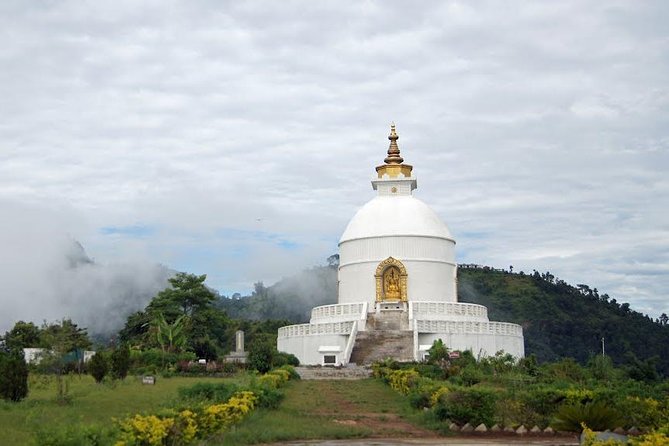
[383,267,401,300]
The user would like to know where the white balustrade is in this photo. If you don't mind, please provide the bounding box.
[410,302,488,320]
[310,303,366,321]
[415,320,523,336]
[277,321,355,339]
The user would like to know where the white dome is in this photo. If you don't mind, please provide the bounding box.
[340,196,453,243]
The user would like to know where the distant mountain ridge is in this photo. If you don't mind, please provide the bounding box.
[217,263,669,375]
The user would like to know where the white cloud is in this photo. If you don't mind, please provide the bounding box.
[0,0,667,331]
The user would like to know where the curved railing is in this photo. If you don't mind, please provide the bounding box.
[415,320,523,336]
[410,302,488,321]
[310,303,366,322]
[277,321,355,339]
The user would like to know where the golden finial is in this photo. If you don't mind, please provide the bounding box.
[375,122,413,179]
[384,122,404,164]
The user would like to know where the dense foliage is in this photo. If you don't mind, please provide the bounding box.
[118,272,292,367]
[110,344,131,380]
[457,265,669,376]
[88,352,108,383]
[374,345,669,435]
[0,349,29,402]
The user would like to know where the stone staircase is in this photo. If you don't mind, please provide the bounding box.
[349,329,414,364]
[295,365,372,380]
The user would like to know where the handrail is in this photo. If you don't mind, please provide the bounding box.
[342,320,358,365]
[415,320,523,336]
[410,302,488,319]
[277,321,355,339]
[412,318,419,361]
[311,302,366,321]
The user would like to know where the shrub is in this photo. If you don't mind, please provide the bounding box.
[34,423,116,446]
[178,382,239,403]
[413,363,447,380]
[552,402,624,432]
[407,378,441,409]
[453,364,484,386]
[267,368,291,383]
[433,387,498,426]
[616,396,668,430]
[630,424,669,446]
[250,384,284,409]
[521,386,567,420]
[110,344,131,380]
[199,391,257,435]
[425,339,449,364]
[387,369,420,395]
[257,373,282,389]
[248,336,274,374]
[88,352,109,384]
[116,414,174,446]
[277,364,300,380]
[273,351,299,367]
[0,349,29,402]
[129,349,196,372]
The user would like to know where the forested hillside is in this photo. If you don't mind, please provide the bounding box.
[218,262,669,375]
[457,265,669,376]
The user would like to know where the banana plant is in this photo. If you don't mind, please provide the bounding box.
[154,312,187,353]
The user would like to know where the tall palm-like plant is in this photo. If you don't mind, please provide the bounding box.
[154,313,186,354]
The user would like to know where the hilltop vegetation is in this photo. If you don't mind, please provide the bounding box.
[457,265,669,377]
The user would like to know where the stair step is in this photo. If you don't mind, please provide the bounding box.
[295,366,372,380]
[349,329,414,365]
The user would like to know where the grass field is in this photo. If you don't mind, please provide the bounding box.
[0,374,238,446]
[215,379,437,445]
[0,375,437,445]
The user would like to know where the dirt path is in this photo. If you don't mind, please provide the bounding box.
[287,380,438,439]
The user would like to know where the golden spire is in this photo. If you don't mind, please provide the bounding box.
[384,122,404,164]
[376,123,413,178]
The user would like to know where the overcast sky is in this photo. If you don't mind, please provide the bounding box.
[1,0,667,330]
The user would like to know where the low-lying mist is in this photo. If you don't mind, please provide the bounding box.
[0,202,172,335]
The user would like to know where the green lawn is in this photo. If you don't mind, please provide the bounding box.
[0,374,236,446]
[215,379,435,445]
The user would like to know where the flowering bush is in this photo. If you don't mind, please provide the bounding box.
[257,373,282,389]
[429,385,450,407]
[200,391,257,434]
[116,414,174,446]
[113,367,294,446]
[388,369,420,395]
[268,368,291,383]
[175,410,198,444]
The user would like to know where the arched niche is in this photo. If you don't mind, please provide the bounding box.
[375,257,408,302]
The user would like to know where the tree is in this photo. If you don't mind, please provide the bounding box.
[148,273,216,319]
[2,321,41,350]
[426,338,449,365]
[38,320,92,403]
[88,352,108,383]
[110,344,131,380]
[0,349,29,402]
[659,313,668,326]
[39,319,92,352]
[154,312,186,359]
[248,334,274,373]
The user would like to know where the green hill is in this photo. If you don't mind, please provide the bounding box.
[217,263,669,375]
[457,264,669,375]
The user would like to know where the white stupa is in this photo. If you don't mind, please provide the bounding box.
[277,125,524,365]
